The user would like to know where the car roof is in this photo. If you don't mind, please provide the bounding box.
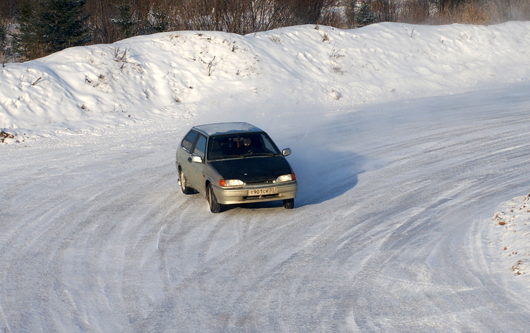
[192,122,264,136]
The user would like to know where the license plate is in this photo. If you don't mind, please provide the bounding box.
[248,187,278,196]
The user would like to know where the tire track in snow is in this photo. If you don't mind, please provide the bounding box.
[2,86,530,331]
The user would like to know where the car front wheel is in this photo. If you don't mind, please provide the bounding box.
[283,199,294,209]
[207,184,222,213]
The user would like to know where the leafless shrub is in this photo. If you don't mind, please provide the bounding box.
[113,47,128,62]
[435,2,491,24]
[269,36,281,43]
[0,130,15,143]
[399,0,431,24]
[487,0,530,22]
[85,74,106,87]
[31,76,42,86]
[112,47,131,70]
[203,56,217,76]
[458,3,491,24]
[329,48,345,59]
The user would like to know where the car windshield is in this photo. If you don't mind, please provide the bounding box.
[207,132,281,161]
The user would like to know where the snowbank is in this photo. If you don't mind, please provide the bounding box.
[492,194,530,279]
[1,21,530,140]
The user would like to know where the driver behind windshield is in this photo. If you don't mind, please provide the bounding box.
[208,133,279,160]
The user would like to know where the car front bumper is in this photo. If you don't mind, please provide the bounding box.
[212,181,297,205]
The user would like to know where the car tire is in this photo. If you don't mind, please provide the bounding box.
[283,199,294,209]
[207,184,222,213]
[179,169,193,194]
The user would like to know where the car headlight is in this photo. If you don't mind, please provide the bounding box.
[219,179,246,187]
[274,173,296,183]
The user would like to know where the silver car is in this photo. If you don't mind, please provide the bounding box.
[176,122,297,213]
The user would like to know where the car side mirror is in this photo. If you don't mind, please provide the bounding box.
[191,155,203,163]
[282,148,291,156]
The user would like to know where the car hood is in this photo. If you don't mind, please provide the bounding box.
[209,156,292,183]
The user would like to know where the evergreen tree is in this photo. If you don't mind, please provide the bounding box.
[13,0,44,60]
[0,24,6,65]
[38,0,91,54]
[146,8,169,34]
[436,0,468,10]
[111,2,138,39]
[357,2,378,26]
[0,24,6,48]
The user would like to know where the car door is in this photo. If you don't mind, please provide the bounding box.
[178,130,198,184]
[187,133,207,192]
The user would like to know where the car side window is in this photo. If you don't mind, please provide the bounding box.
[181,130,198,152]
[193,134,207,159]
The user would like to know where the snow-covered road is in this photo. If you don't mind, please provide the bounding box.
[1,84,530,332]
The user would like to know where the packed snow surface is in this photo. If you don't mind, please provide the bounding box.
[1,22,530,331]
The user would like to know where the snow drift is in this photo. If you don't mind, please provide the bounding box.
[1,22,530,139]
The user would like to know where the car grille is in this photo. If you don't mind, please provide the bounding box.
[245,179,275,185]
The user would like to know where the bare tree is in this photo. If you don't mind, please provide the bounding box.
[86,0,121,43]
[435,0,467,11]
[0,0,18,20]
[173,0,334,34]
[400,0,431,23]
[489,0,530,22]
[8,0,530,62]
[0,22,7,65]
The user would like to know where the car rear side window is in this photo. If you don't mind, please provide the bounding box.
[193,134,207,158]
[181,130,198,152]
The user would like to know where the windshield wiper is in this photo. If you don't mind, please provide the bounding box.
[242,152,276,158]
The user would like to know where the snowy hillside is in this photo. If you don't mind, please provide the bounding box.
[1,22,530,140]
[1,22,530,332]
